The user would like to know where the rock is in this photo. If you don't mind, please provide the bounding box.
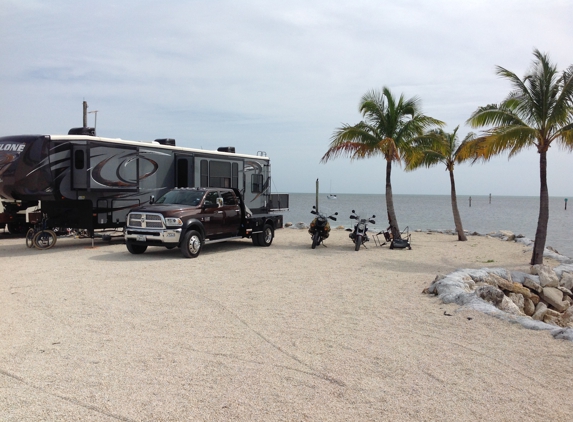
[560,272,573,291]
[531,265,559,287]
[546,245,558,253]
[492,275,533,298]
[523,297,535,316]
[499,296,523,315]
[293,222,307,229]
[475,285,504,306]
[540,287,569,312]
[499,230,515,241]
[508,293,525,313]
[529,292,540,305]
[532,302,547,321]
[482,275,499,287]
[562,306,573,325]
[558,286,573,298]
[543,309,565,327]
[522,277,543,294]
[284,222,293,227]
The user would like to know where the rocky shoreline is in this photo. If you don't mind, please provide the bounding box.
[288,221,573,341]
[420,229,573,341]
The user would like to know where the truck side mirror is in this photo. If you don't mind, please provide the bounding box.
[217,198,223,207]
[150,195,155,205]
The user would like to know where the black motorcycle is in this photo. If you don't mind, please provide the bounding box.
[348,210,376,251]
[308,206,338,249]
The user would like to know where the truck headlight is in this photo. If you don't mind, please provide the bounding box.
[164,218,183,226]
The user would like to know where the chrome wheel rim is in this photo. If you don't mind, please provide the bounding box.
[264,228,272,244]
[188,235,201,254]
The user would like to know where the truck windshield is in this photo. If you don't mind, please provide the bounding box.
[156,190,205,206]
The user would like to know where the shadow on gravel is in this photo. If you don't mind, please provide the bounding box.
[87,238,258,261]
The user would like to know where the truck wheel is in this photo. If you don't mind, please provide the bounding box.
[126,241,147,254]
[258,224,274,247]
[181,230,202,258]
[354,235,362,251]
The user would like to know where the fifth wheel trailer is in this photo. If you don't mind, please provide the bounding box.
[0,128,288,234]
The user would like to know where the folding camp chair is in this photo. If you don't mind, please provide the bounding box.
[390,226,412,250]
[373,227,393,246]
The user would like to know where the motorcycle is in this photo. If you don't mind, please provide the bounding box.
[348,210,376,251]
[308,206,338,249]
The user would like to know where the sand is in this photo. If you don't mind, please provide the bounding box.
[1,228,572,421]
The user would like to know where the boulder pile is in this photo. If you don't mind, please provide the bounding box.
[424,263,573,341]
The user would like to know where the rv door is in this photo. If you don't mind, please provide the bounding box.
[175,154,194,188]
[72,145,88,189]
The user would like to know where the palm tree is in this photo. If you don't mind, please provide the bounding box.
[466,49,573,265]
[321,87,444,240]
[405,126,478,241]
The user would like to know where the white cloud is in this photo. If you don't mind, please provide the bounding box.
[1,0,572,195]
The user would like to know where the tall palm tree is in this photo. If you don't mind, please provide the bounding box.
[466,49,573,265]
[321,87,443,240]
[405,126,478,241]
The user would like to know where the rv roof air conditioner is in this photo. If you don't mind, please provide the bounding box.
[154,138,176,146]
[68,127,96,136]
[217,147,235,153]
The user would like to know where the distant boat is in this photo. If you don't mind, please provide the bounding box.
[327,181,337,199]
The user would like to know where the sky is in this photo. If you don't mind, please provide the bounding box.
[1,0,572,196]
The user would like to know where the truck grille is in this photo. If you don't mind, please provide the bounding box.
[127,213,165,229]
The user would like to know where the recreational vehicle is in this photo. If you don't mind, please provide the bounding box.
[0,128,287,235]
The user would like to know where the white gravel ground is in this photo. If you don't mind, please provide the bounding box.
[1,229,572,421]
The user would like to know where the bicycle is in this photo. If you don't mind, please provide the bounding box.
[25,213,57,250]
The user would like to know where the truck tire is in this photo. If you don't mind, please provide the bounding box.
[257,224,274,247]
[354,235,362,251]
[181,230,202,258]
[126,241,147,254]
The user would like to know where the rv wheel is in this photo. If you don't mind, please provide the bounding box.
[126,241,147,254]
[181,230,202,258]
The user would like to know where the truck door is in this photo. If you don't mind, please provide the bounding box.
[220,190,241,236]
[201,190,225,238]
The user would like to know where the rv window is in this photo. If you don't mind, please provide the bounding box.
[232,162,239,188]
[177,158,189,188]
[251,174,263,193]
[200,160,208,187]
[74,150,85,170]
[209,160,231,188]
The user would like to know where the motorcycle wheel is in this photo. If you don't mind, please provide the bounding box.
[311,232,320,249]
[354,235,362,251]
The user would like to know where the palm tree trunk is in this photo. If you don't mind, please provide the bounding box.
[449,169,467,241]
[531,151,549,265]
[385,159,401,239]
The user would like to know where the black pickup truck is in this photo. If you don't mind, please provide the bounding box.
[124,187,283,258]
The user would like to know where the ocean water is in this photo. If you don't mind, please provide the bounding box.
[278,193,573,259]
